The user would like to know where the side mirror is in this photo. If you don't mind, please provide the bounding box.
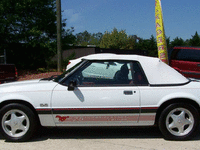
[68,81,77,91]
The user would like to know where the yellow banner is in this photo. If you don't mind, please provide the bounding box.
[155,0,168,64]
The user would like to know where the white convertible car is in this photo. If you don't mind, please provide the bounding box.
[0,54,200,142]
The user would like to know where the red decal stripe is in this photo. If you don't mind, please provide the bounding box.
[53,108,140,111]
[139,115,156,121]
[56,115,138,122]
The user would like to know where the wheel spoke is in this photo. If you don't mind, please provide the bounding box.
[11,112,17,121]
[9,112,21,135]
[18,115,26,124]
[168,114,179,129]
[179,110,185,118]
[178,125,185,134]
[178,110,187,122]
[184,118,193,125]
[11,127,17,135]
[169,121,176,129]
[18,124,27,132]
[178,110,193,126]
[4,120,11,126]
[170,114,178,121]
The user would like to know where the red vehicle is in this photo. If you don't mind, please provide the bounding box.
[0,64,18,83]
[169,47,200,79]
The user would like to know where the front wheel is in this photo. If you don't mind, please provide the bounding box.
[0,103,38,142]
[159,103,199,140]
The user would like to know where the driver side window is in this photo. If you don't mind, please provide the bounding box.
[64,61,132,86]
[63,60,148,86]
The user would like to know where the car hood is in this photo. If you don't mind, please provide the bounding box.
[0,79,57,93]
[0,79,41,87]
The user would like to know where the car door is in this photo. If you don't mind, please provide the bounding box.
[51,60,140,126]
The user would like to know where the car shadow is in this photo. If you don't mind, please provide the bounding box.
[1,126,200,142]
[33,125,200,142]
[31,126,162,142]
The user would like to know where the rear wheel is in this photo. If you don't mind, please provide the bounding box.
[0,103,38,142]
[159,103,199,140]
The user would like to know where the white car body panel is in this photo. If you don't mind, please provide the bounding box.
[51,85,144,126]
[0,80,57,107]
[139,85,200,107]
[0,54,200,128]
[0,79,58,126]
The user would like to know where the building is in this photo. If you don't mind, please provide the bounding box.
[52,46,148,61]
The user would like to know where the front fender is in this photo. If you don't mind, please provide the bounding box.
[0,92,56,127]
[0,93,33,104]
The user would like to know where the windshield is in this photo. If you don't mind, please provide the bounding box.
[54,60,85,83]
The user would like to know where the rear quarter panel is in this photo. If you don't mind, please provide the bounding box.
[139,82,200,108]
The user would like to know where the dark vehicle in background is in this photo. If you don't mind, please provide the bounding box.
[0,64,18,83]
[169,47,200,79]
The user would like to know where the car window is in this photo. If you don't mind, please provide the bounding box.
[175,49,200,62]
[64,61,132,86]
[82,62,132,80]
[54,60,85,83]
[63,60,148,86]
[132,62,148,85]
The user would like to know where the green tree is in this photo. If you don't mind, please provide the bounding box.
[134,35,157,57]
[100,28,128,49]
[0,0,74,69]
[189,31,200,46]
[62,27,76,49]
[75,31,102,46]
[124,35,136,49]
[90,32,103,47]
[170,37,186,48]
[0,0,57,47]
[148,35,157,57]
[76,30,91,46]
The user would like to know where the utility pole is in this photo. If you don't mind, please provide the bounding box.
[4,49,6,64]
[0,49,6,64]
[56,0,62,72]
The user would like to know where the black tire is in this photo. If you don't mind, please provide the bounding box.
[159,103,199,141]
[0,103,38,142]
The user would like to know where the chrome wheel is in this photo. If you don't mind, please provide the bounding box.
[166,108,194,136]
[2,109,30,138]
[159,103,199,140]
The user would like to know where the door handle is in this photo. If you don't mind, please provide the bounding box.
[124,91,133,95]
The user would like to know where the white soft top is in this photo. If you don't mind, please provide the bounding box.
[82,53,189,85]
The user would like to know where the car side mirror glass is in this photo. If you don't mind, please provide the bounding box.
[68,81,77,91]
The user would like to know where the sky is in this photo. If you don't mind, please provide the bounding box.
[61,0,200,41]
